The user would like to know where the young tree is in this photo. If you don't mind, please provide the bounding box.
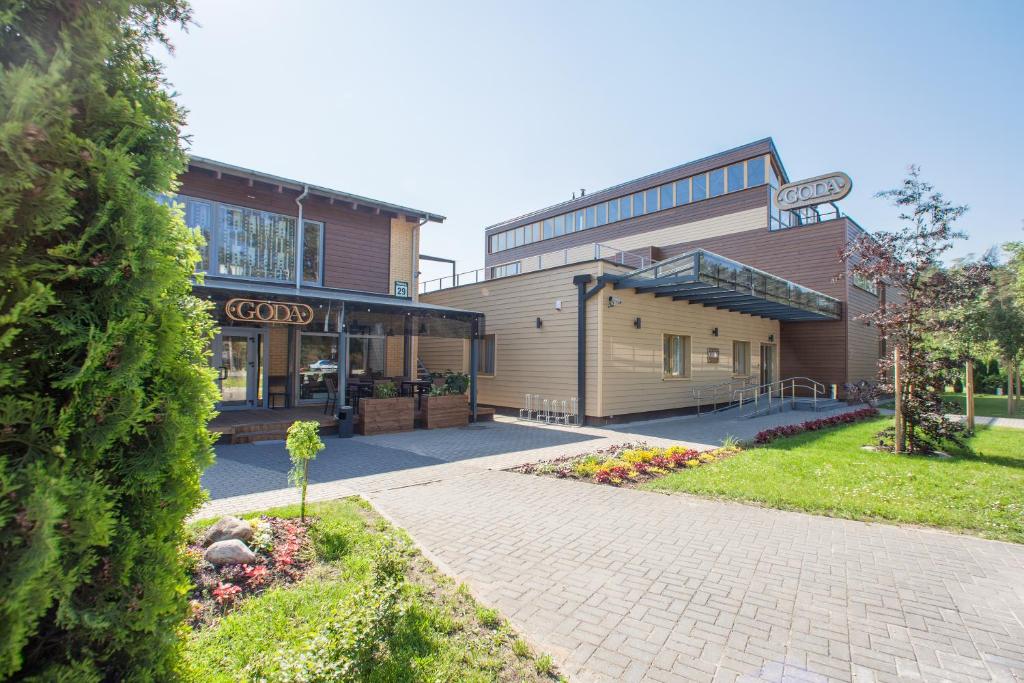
[0,1,216,679]
[285,421,326,523]
[843,167,990,453]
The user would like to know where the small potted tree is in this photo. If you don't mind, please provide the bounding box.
[358,380,414,435]
[285,420,325,523]
[422,371,471,429]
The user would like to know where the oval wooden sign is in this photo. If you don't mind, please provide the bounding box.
[775,172,852,211]
[225,298,315,325]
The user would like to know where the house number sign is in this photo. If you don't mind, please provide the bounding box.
[225,298,315,325]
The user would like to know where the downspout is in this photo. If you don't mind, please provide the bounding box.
[295,184,310,290]
[573,274,609,426]
[411,217,427,300]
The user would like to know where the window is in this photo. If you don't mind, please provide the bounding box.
[302,220,322,284]
[620,196,633,219]
[163,195,213,270]
[709,168,725,197]
[543,218,554,239]
[662,334,691,378]
[732,341,750,376]
[490,261,521,279]
[645,188,658,213]
[595,202,607,226]
[298,333,338,402]
[489,234,498,253]
[633,192,645,216]
[852,273,878,295]
[218,205,298,282]
[746,156,765,187]
[608,199,619,223]
[575,209,585,231]
[477,334,496,375]
[674,178,690,206]
[585,205,596,229]
[534,223,542,242]
[692,173,707,201]
[348,335,386,379]
[515,226,525,247]
[727,163,745,192]
[497,231,507,251]
[659,184,674,210]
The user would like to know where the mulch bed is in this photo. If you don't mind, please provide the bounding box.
[185,516,310,628]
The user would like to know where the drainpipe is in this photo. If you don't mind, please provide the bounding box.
[573,274,610,426]
[411,217,427,300]
[295,184,309,290]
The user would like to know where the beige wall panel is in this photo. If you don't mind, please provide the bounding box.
[422,263,600,413]
[419,338,467,374]
[268,326,289,376]
[600,287,778,417]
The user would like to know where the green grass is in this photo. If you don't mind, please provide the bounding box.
[942,392,1021,418]
[183,499,558,681]
[644,419,1024,543]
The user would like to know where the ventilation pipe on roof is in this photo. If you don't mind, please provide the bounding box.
[295,184,310,290]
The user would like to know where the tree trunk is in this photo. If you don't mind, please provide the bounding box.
[1016,362,1021,416]
[1009,362,1015,418]
[965,361,975,433]
[894,347,905,453]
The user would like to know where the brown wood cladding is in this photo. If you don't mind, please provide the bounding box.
[486,138,774,233]
[485,186,768,268]
[179,167,393,294]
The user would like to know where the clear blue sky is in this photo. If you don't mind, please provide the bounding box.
[159,0,1024,282]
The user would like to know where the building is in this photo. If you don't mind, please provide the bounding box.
[168,156,484,428]
[419,138,883,423]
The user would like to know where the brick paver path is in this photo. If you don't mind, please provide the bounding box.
[198,409,1024,682]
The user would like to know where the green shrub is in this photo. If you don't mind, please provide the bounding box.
[286,420,326,522]
[372,381,398,399]
[0,2,217,679]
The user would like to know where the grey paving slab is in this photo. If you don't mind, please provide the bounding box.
[196,406,1024,681]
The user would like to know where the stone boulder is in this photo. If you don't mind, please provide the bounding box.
[204,539,257,566]
[203,516,253,546]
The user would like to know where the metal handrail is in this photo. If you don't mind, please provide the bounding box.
[733,376,827,417]
[692,376,757,415]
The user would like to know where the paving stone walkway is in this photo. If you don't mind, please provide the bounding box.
[197,408,1024,682]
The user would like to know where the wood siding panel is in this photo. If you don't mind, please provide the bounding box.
[486,187,767,268]
[178,168,392,294]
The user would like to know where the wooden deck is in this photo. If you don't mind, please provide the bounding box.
[210,406,337,444]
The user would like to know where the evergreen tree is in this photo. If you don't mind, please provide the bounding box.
[0,1,216,679]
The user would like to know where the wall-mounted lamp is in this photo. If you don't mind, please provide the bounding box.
[711,327,719,337]
[608,295,623,308]
[768,334,775,342]
[633,317,642,329]
[536,317,543,329]
[554,299,562,311]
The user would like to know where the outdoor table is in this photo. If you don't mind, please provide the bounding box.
[401,379,431,409]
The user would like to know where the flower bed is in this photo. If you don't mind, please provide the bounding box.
[753,407,879,445]
[512,442,741,487]
[185,517,310,627]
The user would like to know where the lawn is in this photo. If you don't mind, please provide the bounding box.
[183,498,560,682]
[644,418,1024,543]
[942,392,1020,418]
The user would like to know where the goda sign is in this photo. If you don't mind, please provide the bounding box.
[225,298,315,325]
[775,172,852,211]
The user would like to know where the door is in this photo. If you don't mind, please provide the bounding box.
[214,328,263,409]
[760,343,776,388]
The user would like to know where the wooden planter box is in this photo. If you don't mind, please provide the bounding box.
[358,397,414,435]
[422,393,469,429]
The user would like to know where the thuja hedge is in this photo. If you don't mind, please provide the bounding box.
[0,2,218,680]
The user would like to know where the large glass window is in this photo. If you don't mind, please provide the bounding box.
[632,192,645,216]
[298,333,338,402]
[349,335,386,379]
[645,188,659,213]
[732,340,750,376]
[477,334,496,375]
[746,156,765,187]
[490,261,521,278]
[620,196,633,220]
[727,163,745,192]
[659,184,673,210]
[709,168,725,197]
[674,178,690,206]
[596,203,607,226]
[585,206,596,229]
[575,209,585,231]
[553,215,565,237]
[608,199,619,223]
[692,173,707,201]
[163,195,213,271]
[543,218,554,239]
[302,220,322,284]
[663,334,691,378]
[218,205,297,281]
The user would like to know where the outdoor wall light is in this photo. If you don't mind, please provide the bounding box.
[608,295,623,308]
[768,334,775,342]
[536,317,543,329]
[711,327,719,337]
[633,317,642,329]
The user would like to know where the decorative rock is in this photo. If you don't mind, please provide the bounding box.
[204,539,256,566]
[203,516,253,546]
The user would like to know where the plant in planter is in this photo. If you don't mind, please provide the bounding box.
[359,381,414,435]
[422,372,471,429]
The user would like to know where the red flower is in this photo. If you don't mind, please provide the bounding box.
[212,582,242,605]
[243,564,270,587]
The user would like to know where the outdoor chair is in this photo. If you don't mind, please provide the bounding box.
[323,375,338,416]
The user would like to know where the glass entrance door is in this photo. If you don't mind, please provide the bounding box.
[760,343,776,387]
[214,328,263,409]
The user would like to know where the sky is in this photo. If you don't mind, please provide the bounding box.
[158,0,1024,283]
